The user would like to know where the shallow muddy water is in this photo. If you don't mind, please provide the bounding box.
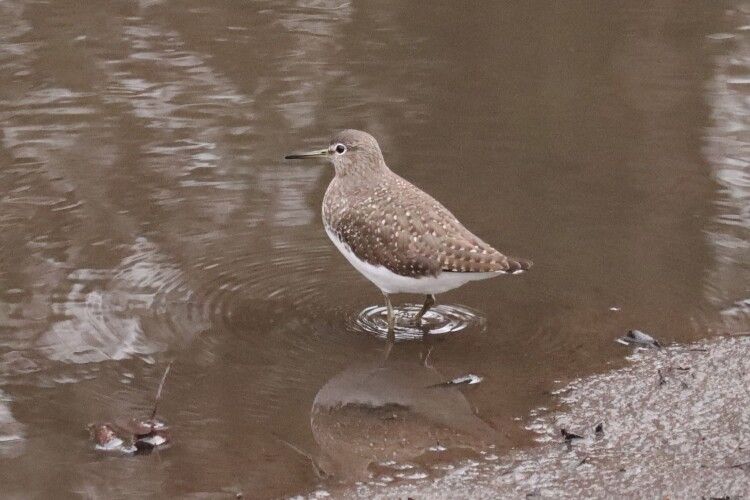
[0,1,748,497]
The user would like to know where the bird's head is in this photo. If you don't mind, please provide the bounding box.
[285,129,386,177]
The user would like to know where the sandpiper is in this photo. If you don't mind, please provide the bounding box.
[285,129,531,338]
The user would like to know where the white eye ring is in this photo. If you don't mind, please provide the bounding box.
[334,143,347,154]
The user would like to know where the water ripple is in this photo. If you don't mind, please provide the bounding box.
[349,303,486,341]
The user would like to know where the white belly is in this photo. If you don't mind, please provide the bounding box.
[324,227,501,295]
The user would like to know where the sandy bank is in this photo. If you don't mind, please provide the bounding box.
[341,335,750,499]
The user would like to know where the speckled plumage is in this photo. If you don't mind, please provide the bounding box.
[320,130,531,283]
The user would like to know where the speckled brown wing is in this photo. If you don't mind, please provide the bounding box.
[392,176,532,275]
[327,193,441,278]
[325,172,532,278]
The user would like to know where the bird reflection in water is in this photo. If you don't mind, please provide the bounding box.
[306,344,504,481]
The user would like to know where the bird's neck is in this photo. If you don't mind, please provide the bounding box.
[333,155,390,181]
[325,162,392,214]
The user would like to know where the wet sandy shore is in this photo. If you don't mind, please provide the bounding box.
[339,334,750,499]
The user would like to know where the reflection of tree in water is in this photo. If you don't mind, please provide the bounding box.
[702,7,750,331]
[0,2,363,496]
[0,0,353,375]
[0,388,24,459]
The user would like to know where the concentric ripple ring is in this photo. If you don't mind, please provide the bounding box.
[350,303,486,341]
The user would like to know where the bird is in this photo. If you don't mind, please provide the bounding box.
[285,129,531,339]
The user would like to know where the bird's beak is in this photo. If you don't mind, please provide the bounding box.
[284,148,329,160]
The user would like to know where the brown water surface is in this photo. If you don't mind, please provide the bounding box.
[0,1,748,497]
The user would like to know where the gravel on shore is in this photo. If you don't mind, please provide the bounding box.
[342,334,750,499]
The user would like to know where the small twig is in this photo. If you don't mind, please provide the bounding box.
[275,435,328,479]
[276,436,312,460]
[657,369,667,386]
[150,361,173,422]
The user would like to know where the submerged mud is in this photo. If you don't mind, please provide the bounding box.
[340,335,750,499]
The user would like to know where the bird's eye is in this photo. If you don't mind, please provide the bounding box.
[334,144,346,154]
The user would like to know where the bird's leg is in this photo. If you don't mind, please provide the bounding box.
[383,292,395,342]
[414,294,435,325]
[420,344,434,368]
[382,340,394,362]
